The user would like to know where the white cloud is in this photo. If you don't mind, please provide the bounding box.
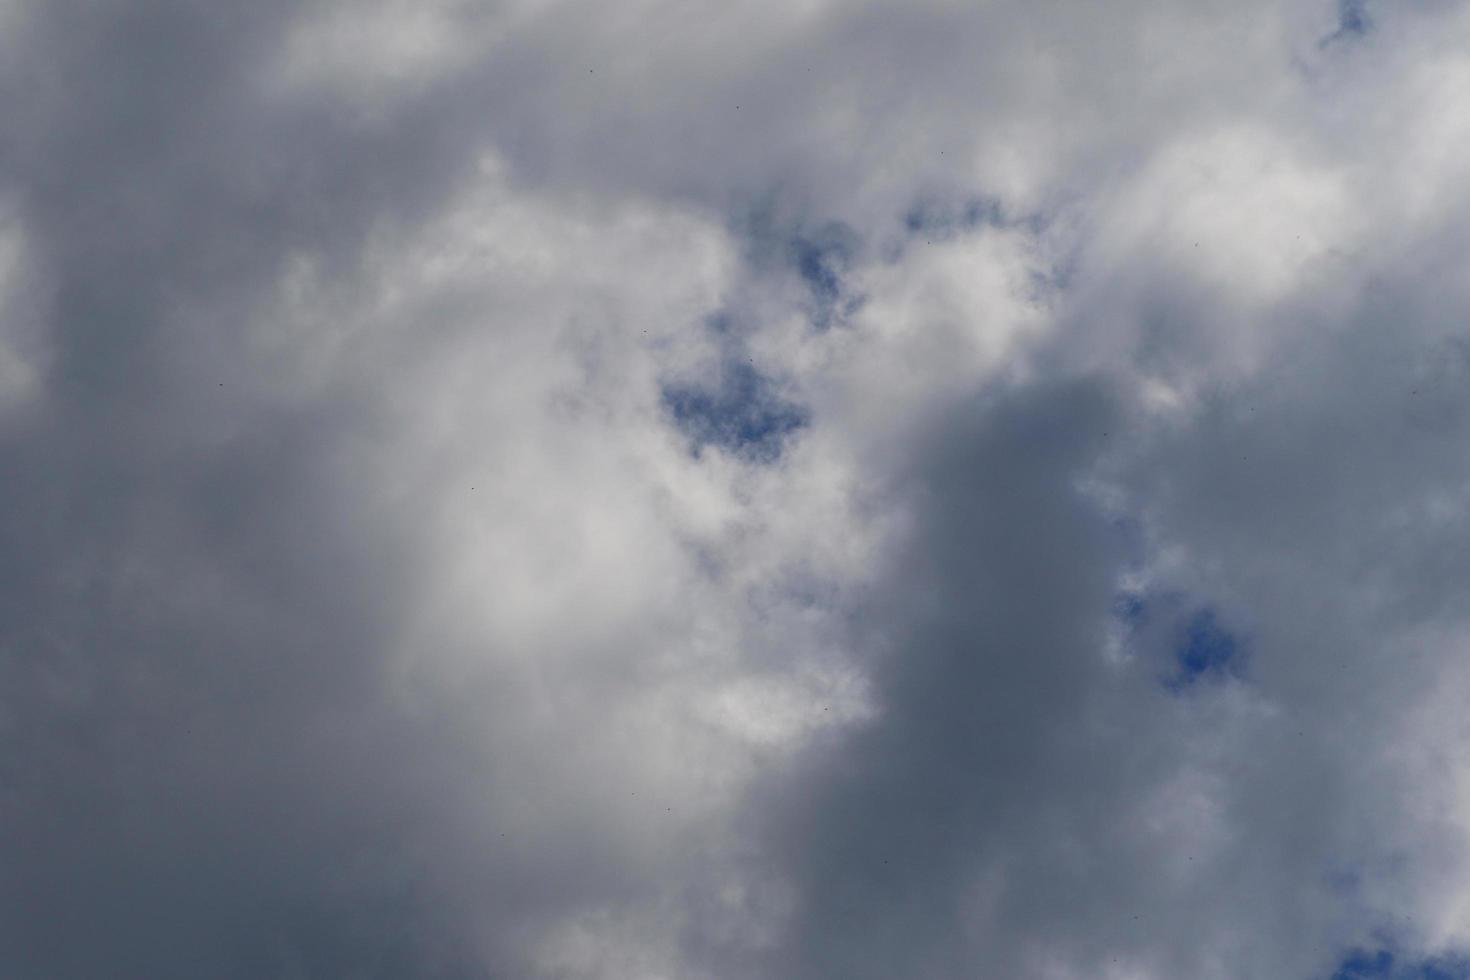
[6,0,1470,977]
[0,211,47,422]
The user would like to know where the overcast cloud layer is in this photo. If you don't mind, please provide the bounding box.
[4,2,1470,978]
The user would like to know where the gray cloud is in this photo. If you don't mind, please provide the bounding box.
[3,1,1470,978]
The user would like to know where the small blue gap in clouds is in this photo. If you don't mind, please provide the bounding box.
[1105,590,1246,690]
[1321,0,1371,46]
[732,205,862,330]
[793,239,842,308]
[1109,592,1247,691]
[1329,948,1470,980]
[1112,591,1148,628]
[1334,950,1395,979]
[904,196,1005,241]
[662,359,809,463]
[1163,608,1243,692]
[1337,0,1371,36]
[788,224,860,329]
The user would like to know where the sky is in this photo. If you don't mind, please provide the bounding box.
[2,1,1470,978]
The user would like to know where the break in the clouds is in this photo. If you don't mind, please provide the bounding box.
[4,1,1470,978]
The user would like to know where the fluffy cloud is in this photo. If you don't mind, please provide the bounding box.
[3,1,1470,978]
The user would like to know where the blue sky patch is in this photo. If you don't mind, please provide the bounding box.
[1336,0,1370,36]
[1330,948,1470,980]
[1335,950,1396,979]
[1166,608,1242,689]
[903,196,1005,243]
[662,359,809,462]
[734,206,863,329]
[792,237,843,308]
[1112,591,1148,627]
[1109,592,1246,690]
[1321,0,1371,46]
[788,225,860,328]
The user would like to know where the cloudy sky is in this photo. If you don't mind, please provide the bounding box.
[3,1,1470,977]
